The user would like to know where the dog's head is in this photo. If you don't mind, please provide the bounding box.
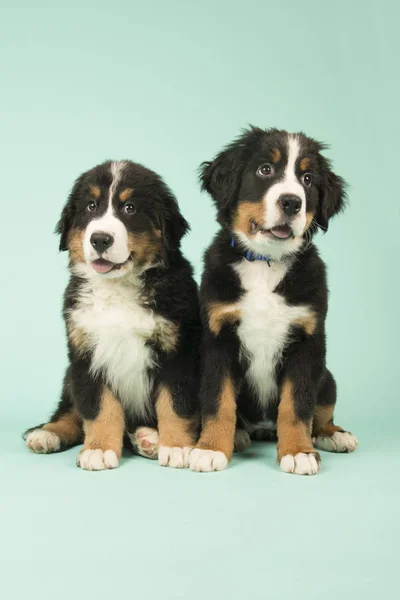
[56,160,189,278]
[200,127,346,260]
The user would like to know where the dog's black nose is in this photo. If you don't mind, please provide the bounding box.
[90,232,114,254]
[279,195,302,217]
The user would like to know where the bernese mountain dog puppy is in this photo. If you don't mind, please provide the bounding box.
[24,160,201,471]
[189,127,358,475]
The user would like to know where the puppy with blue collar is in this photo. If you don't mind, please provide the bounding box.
[190,127,358,475]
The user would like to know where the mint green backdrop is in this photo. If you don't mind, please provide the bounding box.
[1,1,398,599]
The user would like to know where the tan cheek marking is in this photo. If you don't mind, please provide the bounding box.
[294,312,317,336]
[312,405,344,438]
[196,376,237,460]
[119,187,134,202]
[89,185,101,199]
[300,158,310,171]
[208,302,241,336]
[127,231,161,266]
[82,387,125,458]
[272,149,281,164]
[156,386,199,448]
[67,228,85,263]
[153,319,179,353]
[277,380,316,460]
[233,201,266,236]
[43,409,83,446]
[304,211,315,232]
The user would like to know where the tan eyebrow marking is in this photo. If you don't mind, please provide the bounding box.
[89,185,101,199]
[300,157,310,171]
[119,187,134,202]
[272,149,281,164]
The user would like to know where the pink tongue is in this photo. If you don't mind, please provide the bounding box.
[91,260,114,273]
[271,226,291,239]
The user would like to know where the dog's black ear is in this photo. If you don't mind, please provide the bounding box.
[157,186,190,266]
[199,127,264,224]
[316,162,347,232]
[55,199,75,251]
[55,175,84,251]
[199,144,247,222]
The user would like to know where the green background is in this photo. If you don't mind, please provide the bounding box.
[1,1,399,598]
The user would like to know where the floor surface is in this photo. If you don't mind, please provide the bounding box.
[2,421,398,600]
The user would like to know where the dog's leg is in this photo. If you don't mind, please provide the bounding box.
[189,324,240,472]
[156,386,199,469]
[190,375,237,472]
[24,367,83,453]
[277,336,324,475]
[312,370,358,453]
[76,385,124,471]
[277,379,320,475]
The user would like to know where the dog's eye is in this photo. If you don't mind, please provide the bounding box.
[257,163,274,178]
[302,173,312,187]
[87,201,97,212]
[124,203,136,215]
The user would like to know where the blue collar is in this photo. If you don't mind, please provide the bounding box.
[231,238,272,267]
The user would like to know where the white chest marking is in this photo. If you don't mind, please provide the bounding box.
[70,274,162,417]
[234,260,311,407]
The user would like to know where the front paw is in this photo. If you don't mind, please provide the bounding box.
[25,429,61,454]
[314,431,358,453]
[77,449,119,471]
[280,452,320,475]
[189,449,228,472]
[158,446,192,468]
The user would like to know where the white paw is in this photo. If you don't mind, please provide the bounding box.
[234,429,251,453]
[280,452,320,475]
[77,449,119,471]
[128,426,159,459]
[189,449,228,472]
[25,429,61,454]
[314,431,358,453]
[158,446,191,468]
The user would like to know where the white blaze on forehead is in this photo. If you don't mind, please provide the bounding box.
[83,161,130,266]
[109,161,129,204]
[263,135,306,234]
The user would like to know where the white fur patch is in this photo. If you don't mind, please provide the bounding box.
[69,270,172,418]
[189,449,228,472]
[234,259,312,409]
[158,446,191,468]
[77,449,119,471]
[25,429,61,453]
[314,431,358,453]
[280,452,319,475]
[264,135,306,235]
[128,427,159,459]
[83,161,130,268]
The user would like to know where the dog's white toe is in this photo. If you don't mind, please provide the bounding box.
[314,431,358,453]
[189,449,228,472]
[280,452,320,475]
[25,429,61,454]
[158,446,191,468]
[77,449,119,471]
